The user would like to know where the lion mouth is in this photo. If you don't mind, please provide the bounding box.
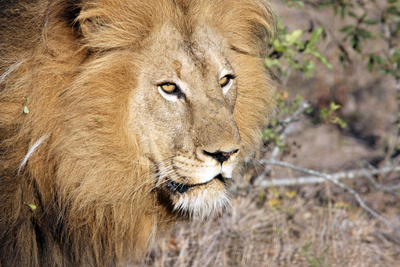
[166,174,226,194]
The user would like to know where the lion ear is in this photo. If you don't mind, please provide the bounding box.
[42,0,84,53]
[75,6,107,41]
[74,3,156,51]
[42,0,109,53]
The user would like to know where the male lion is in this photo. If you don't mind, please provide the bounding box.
[0,0,275,265]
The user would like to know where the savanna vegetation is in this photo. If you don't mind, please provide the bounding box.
[139,0,400,266]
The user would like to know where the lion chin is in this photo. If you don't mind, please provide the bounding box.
[0,0,275,265]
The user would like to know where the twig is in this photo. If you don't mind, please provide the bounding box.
[253,101,310,185]
[255,164,400,188]
[275,101,311,134]
[258,159,399,231]
[361,161,400,192]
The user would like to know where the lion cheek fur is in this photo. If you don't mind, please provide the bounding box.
[0,0,275,265]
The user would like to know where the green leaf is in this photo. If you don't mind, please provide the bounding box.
[362,19,377,25]
[330,102,341,111]
[320,108,328,119]
[284,0,304,8]
[265,58,282,68]
[284,29,304,45]
[340,6,346,19]
[307,50,333,69]
[348,11,357,18]
[340,25,354,33]
[26,203,37,210]
[273,39,287,52]
[367,55,375,72]
[350,34,360,52]
[387,6,400,15]
[308,26,324,47]
[95,117,104,124]
[319,3,332,10]
[331,117,347,128]
[357,28,374,39]
[304,61,316,72]
[378,68,389,75]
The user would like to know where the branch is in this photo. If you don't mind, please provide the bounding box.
[255,164,400,188]
[253,101,310,184]
[258,159,399,231]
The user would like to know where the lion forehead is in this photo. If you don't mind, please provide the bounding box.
[145,23,229,71]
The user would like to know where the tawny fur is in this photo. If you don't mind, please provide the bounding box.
[0,0,275,265]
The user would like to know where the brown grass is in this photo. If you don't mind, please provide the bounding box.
[139,182,400,267]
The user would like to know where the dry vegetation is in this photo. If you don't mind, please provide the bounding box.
[138,1,400,266]
[139,192,399,267]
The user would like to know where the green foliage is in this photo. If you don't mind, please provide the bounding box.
[320,102,348,128]
[278,92,303,114]
[265,0,399,144]
[263,90,346,148]
[262,126,283,147]
[281,0,399,79]
[266,21,332,78]
[283,0,305,8]
[317,0,400,79]
[262,92,302,147]
[263,1,354,153]
[306,0,399,151]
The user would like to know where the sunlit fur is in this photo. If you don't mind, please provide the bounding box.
[0,0,275,265]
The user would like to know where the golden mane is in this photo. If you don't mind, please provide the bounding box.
[0,0,275,265]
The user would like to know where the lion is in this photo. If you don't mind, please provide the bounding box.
[0,0,275,265]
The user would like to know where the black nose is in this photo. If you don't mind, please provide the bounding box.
[203,149,239,164]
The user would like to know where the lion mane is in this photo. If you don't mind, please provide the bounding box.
[0,0,275,265]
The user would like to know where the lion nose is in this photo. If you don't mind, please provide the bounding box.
[203,149,239,164]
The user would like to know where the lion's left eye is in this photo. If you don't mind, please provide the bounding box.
[219,75,234,88]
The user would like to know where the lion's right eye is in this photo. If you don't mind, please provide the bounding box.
[158,82,186,101]
[160,83,178,94]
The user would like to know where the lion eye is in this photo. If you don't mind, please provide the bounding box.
[158,82,186,101]
[219,75,234,88]
[160,83,178,93]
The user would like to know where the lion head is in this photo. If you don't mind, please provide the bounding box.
[0,0,275,265]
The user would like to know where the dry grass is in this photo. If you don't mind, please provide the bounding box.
[138,181,399,267]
